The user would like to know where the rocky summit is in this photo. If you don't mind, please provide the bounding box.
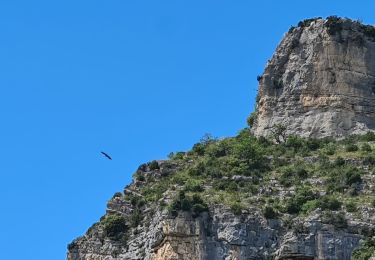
[251,17,375,139]
[68,17,375,260]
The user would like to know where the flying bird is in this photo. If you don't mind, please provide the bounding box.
[101,151,112,160]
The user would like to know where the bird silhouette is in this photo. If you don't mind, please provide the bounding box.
[101,151,112,160]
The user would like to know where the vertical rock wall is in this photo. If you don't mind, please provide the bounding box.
[252,18,375,138]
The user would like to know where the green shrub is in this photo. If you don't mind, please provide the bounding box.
[169,152,185,160]
[213,179,227,191]
[285,188,317,214]
[346,201,357,212]
[168,191,208,217]
[192,203,208,217]
[263,206,278,219]
[322,143,336,155]
[285,200,301,214]
[306,138,321,151]
[360,131,375,141]
[102,215,127,238]
[191,194,208,217]
[345,170,362,186]
[334,157,345,166]
[270,124,287,143]
[184,179,204,192]
[230,202,243,215]
[346,144,359,152]
[279,166,296,187]
[298,17,321,28]
[352,237,375,260]
[187,161,205,176]
[206,143,228,158]
[149,160,160,170]
[112,192,123,199]
[136,174,145,182]
[326,166,363,193]
[342,135,360,144]
[180,198,192,211]
[226,182,238,192]
[258,136,272,147]
[301,200,319,213]
[322,211,347,228]
[129,195,146,208]
[296,167,308,178]
[192,143,206,156]
[279,165,308,187]
[285,135,304,151]
[362,25,375,40]
[325,16,343,35]
[318,196,342,211]
[361,143,372,152]
[364,155,375,166]
[130,209,142,227]
[247,112,257,128]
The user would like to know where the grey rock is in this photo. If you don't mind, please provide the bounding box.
[252,18,375,138]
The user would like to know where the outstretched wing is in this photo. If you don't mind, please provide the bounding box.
[101,151,112,160]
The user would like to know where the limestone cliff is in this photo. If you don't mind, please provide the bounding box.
[68,155,375,260]
[252,17,375,138]
[67,17,375,260]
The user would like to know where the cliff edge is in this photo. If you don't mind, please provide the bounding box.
[251,17,375,138]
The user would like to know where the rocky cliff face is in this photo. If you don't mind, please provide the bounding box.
[68,156,375,260]
[67,17,375,260]
[252,17,375,138]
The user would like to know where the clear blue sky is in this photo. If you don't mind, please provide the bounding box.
[0,1,374,259]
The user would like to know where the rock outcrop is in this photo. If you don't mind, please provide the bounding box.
[68,156,375,260]
[252,17,375,138]
[67,17,375,260]
[68,201,366,260]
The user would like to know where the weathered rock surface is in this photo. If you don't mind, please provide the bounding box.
[68,201,370,260]
[67,159,375,260]
[252,17,375,138]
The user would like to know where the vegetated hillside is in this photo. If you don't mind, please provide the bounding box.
[68,129,375,259]
[68,16,375,260]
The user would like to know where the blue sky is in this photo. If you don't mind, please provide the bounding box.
[1,1,374,259]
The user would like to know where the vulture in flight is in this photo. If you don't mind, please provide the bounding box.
[101,151,112,160]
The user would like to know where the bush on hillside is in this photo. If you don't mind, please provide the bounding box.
[263,205,279,219]
[352,237,375,260]
[149,160,160,170]
[102,215,127,239]
[325,16,343,35]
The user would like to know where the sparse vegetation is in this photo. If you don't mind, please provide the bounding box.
[362,24,375,41]
[247,112,257,128]
[113,129,375,249]
[168,191,208,217]
[151,130,375,219]
[149,160,160,170]
[263,205,278,219]
[352,237,375,259]
[230,202,244,215]
[298,17,322,28]
[101,215,127,239]
[322,211,347,228]
[325,16,343,35]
